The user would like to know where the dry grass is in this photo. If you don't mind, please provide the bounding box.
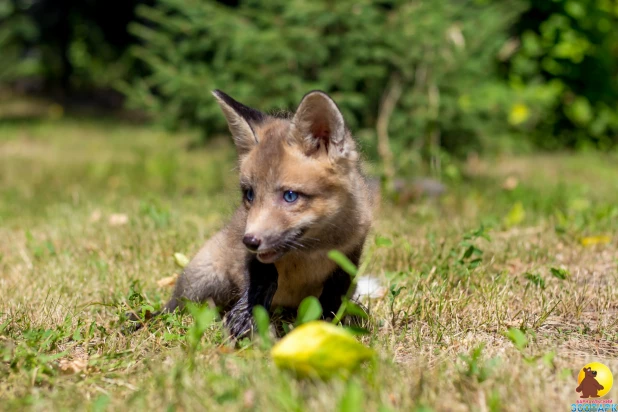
[1,117,617,411]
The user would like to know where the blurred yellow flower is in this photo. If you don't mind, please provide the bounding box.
[508,103,529,126]
[503,201,525,227]
[271,321,374,379]
[580,235,611,246]
[174,252,190,268]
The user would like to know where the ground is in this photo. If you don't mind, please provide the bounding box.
[1,115,617,411]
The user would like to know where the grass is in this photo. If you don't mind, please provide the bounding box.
[1,115,617,411]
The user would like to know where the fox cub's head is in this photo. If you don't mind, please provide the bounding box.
[213,90,366,263]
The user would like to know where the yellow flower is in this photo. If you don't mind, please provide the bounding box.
[503,202,525,227]
[580,235,611,246]
[271,321,374,379]
[174,252,190,268]
[508,103,529,126]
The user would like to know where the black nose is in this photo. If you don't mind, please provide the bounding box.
[242,234,261,252]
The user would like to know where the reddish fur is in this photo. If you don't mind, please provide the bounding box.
[162,90,376,319]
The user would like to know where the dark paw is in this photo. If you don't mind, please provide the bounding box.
[121,312,144,334]
[224,307,255,339]
[121,310,159,335]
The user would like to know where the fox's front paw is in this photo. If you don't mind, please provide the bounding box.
[121,312,144,335]
[122,309,159,334]
[225,305,255,339]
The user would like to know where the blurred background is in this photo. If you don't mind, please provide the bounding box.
[1,0,618,175]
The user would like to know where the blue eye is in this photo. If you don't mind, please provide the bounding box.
[283,190,299,203]
[245,188,254,202]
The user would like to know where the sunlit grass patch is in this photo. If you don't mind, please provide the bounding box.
[1,118,617,410]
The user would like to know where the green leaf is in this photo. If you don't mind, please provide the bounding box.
[344,301,368,319]
[550,267,569,280]
[390,284,404,296]
[460,245,482,265]
[38,350,69,363]
[339,379,364,412]
[141,305,155,318]
[344,326,370,336]
[524,272,545,289]
[462,245,475,259]
[375,236,393,247]
[0,319,9,334]
[72,326,82,341]
[253,305,271,347]
[559,368,573,380]
[541,350,556,368]
[296,296,323,326]
[565,96,593,126]
[503,327,528,351]
[186,303,217,350]
[92,394,110,412]
[163,332,184,341]
[328,250,358,277]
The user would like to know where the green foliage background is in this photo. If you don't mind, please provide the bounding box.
[123,0,529,158]
[511,0,618,149]
[2,0,618,155]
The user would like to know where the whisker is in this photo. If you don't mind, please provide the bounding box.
[283,240,304,250]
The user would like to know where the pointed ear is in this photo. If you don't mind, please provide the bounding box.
[212,90,265,156]
[291,91,357,161]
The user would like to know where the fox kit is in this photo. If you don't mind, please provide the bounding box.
[158,90,374,337]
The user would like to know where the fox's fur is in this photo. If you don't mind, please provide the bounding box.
[158,90,375,337]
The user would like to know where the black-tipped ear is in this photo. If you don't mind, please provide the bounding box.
[291,91,356,161]
[212,90,266,156]
[213,90,265,124]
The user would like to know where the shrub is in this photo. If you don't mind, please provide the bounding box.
[510,0,618,149]
[123,0,531,163]
[0,1,39,83]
